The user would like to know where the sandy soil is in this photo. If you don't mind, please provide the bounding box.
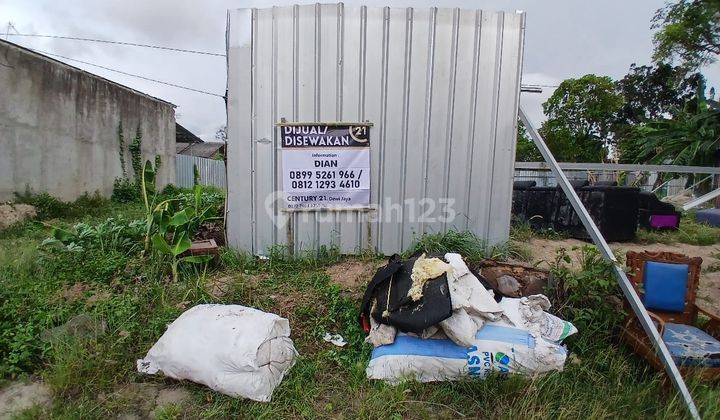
[326,260,384,296]
[527,238,720,313]
[0,204,36,230]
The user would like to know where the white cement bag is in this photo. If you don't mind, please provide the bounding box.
[439,308,484,347]
[365,317,397,347]
[366,324,567,383]
[499,295,578,343]
[438,253,503,347]
[444,253,503,318]
[137,304,297,402]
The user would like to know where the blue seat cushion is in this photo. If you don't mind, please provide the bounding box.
[642,261,688,312]
[663,323,720,368]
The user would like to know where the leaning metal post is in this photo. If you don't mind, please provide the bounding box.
[518,106,700,420]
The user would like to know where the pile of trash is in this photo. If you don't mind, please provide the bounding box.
[360,253,576,383]
[136,253,576,401]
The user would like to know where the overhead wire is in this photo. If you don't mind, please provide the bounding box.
[25,47,225,98]
[3,26,225,97]
[6,32,226,57]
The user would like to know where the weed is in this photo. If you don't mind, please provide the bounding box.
[547,245,625,351]
[111,178,139,203]
[218,248,257,272]
[40,218,145,256]
[2,203,720,419]
[491,240,532,262]
[13,190,112,220]
[406,230,488,262]
[637,216,720,245]
[510,219,569,241]
[406,230,528,263]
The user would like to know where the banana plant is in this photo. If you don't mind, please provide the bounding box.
[141,160,220,281]
[151,230,211,282]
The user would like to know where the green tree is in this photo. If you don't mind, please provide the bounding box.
[615,63,704,125]
[539,74,624,162]
[515,119,542,162]
[618,83,720,166]
[652,0,720,68]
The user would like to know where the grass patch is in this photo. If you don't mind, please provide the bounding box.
[1,206,719,418]
[14,191,111,220]
[407,230,531,262]
[636,215,720,245]
[510,220,568,242]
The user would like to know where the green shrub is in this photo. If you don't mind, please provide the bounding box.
[160,183,183,197]
[72,192,108,214]
[41,218,145,256]
[547,245,625,352]
[111,178,138,203]
[14,190,111,220]
[406,230,488,262]
[406,230,527,263]
[14,191,70,219]
[144,185,226,225]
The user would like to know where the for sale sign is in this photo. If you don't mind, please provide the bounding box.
[280,123,371,210]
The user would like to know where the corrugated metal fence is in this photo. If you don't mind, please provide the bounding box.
[226,5,525,256]
[175,154,226,189]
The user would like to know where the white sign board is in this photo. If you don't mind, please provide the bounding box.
[280,123,371,210]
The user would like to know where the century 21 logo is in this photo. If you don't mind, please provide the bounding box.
[349,126,368,143]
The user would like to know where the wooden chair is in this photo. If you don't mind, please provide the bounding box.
[620,250,720,380]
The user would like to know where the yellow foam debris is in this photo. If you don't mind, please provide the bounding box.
[407,253,451,301]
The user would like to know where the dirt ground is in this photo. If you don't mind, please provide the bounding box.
[527,238,720,313]
[325,259,385,297]
[0,204,36,230]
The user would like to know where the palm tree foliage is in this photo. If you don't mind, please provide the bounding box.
[618,87,720,166]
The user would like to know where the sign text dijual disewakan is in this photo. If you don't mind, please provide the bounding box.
[280,123,370,210]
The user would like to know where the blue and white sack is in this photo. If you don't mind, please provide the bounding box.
[366,324,567,383]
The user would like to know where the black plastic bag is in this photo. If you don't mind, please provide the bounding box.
[359,254,452,334]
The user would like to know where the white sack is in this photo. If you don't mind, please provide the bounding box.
[137,304,297,402]
[444,253,503,319]
[438,253,503,346]
[439,308,484,347]
[365,317,397,347]
[367,324,567,383]
[499,295,578,342]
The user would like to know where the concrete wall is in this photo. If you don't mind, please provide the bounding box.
[0,40,176,202]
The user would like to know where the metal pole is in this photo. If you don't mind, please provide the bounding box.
[677,174,713,197]
[682,187,720,211]
[519,106,700,420]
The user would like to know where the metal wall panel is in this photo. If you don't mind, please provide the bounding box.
[227,5,525,255]
[175,155,227,189]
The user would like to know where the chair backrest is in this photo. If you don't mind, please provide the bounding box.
[626,250,702,324]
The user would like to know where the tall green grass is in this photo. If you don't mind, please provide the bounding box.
[407,230,531,262]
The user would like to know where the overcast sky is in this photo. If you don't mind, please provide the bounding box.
[2,0,719,140]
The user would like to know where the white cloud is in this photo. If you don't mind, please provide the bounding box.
[1,0,718,140]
